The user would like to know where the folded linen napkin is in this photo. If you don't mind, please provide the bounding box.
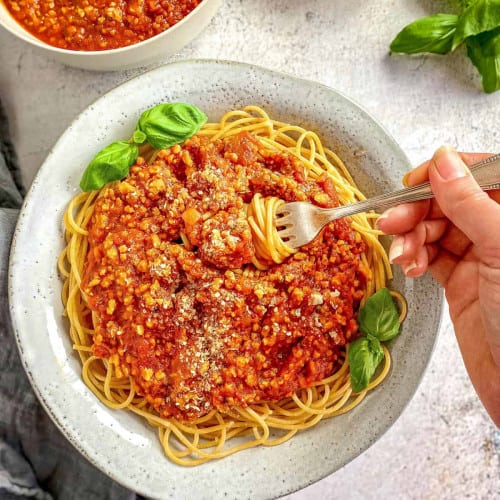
[0,99,137,500]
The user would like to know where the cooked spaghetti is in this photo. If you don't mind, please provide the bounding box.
[58,106,403,466]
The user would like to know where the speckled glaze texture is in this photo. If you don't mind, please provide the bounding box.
[8,60,442,500]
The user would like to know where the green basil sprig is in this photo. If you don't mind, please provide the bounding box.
[80,102,207,192]
[348,288,401,393]
[389,0,500,93]
[135,103,208,150]
[390,14,459,55]
[348,336,385,394]
[358,286,401,342]
[80,141,139,192]
[452,0,500,49]
[466,26,500,93]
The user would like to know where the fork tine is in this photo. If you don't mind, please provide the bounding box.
[275,215,291,223]
[274,214,293,227]
[275,203,302,245]
[277,233,302,248]
[276,227,296,239]
[275,205,291,217]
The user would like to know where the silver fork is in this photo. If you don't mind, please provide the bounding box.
[275,153,500,248]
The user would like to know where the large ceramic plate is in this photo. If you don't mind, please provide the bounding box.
[8,60,442,499]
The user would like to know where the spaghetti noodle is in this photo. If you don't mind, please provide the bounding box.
[58,106,405,466]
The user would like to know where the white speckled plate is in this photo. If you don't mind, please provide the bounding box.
[8,60,442,500]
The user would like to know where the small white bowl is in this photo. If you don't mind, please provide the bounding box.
[0,0,222,71]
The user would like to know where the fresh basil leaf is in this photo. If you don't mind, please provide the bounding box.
[136,102,207,150]
[452,0,500,50]
[459,0,479,8]
[348,336,385,393]
[459,0,477,7]
[390,14,459,55]
[358,288,400,342]
[133,129,147,144]
[80,141,138,192]
[466,26,500,92]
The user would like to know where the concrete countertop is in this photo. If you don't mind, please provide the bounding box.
[0,0,498,498]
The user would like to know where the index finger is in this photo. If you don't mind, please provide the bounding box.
[378,152,495,235]
[403,152,494,187]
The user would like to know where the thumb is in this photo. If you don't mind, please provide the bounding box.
[429,146,500,247]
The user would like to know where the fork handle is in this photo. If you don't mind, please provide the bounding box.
[328,152,500,219]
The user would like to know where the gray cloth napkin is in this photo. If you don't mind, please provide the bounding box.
[0,99,138,500]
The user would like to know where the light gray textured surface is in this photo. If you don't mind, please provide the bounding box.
[0,0,499,499]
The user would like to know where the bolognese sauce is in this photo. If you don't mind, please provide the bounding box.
[2,0,202,51]
[82,131,370,421]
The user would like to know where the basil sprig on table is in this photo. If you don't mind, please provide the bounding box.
[348,288,401,393]
[390,0,500,93]
[80,103,207,191]
[390,14,459,55]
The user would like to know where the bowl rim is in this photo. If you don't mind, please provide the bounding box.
[0,0,217,55]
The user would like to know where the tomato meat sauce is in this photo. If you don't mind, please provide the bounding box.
[2,0,202,51]
[82,132,370,421]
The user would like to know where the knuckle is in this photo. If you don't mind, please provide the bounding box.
[444,179,488,209]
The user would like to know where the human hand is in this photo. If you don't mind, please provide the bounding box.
[376,146,500,425]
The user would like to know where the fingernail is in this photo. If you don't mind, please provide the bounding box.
[434,145,470,180]
[403,261,418,275]
[389,235,405,263]
[402,171,412,187]
[376,208,394,228]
